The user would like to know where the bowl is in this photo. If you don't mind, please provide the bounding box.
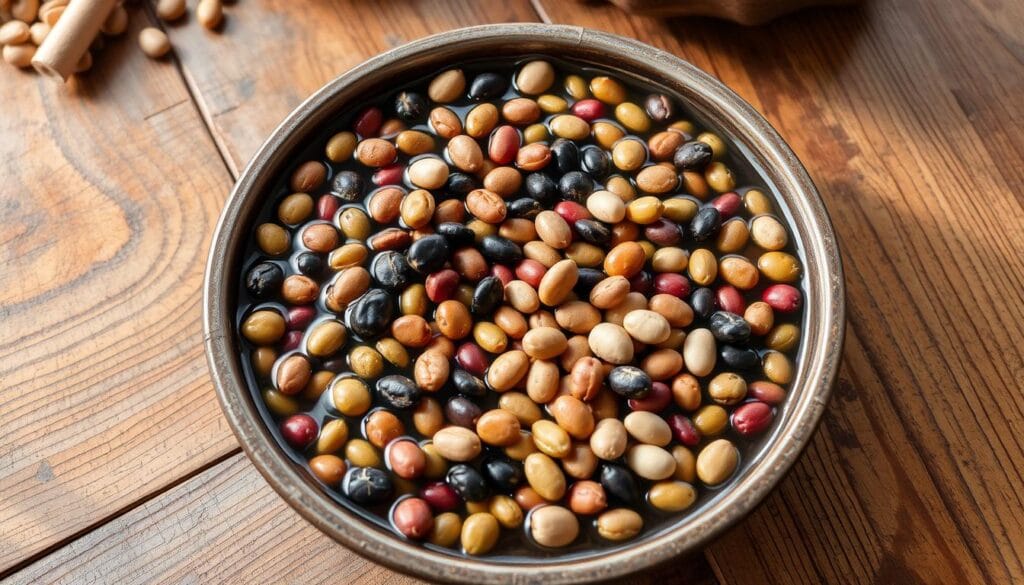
[204,23,844,584]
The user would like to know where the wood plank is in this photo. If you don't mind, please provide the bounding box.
[534,0,1024,583]
[0,12,237,573]
[6,453,717,585]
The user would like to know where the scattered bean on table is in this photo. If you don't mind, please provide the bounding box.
[236,56,805,556]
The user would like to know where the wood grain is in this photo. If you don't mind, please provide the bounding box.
[0,13,237,573]
[7,454,716,585]
[535,0,1024,583]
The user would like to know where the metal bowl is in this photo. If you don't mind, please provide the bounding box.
[204,23,844,584]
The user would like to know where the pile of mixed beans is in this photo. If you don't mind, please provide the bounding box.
[237,58,803,556]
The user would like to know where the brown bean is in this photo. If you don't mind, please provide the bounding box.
[696,439,738,485]
[430,107,462,139]
[534,210,572,249]
[587,323,633,364]
[516,143,552,171]
[276,353,312,395]
[432,426,482,462]
[649,294,694,327]
[641,349,684,381]
[486,350,530,392]
[589,276,631,309]
[502,97,542,125]
[414,351,450,392]
[306,320,347,357]
[465,189,507,224]
[356,138,396,167]
[562,442,599,480]
[483,166,522,197]
[413,397,444,437]
[522,327,568,360]
[560,335,594,372]
[568,480,607,515]
[569,357,605,401]
[527,360,560,404]
[447,135,484,173]
[391,315,433,348]
[428,69,465,103]
[549,395,595,439]
[494,306,529,339]
[553,301,601,335]
[531,420,572,459]
[400,189,436,229]
[476,409,522,446]
[603,242,645,278]
[530,505,579,548]
[597,509,643,541]
[461,512,499,555]
[719,256,760,290]
[365,410,404,448]
[636,164,679,194]
[524,453,566,500]
[466,104,499,138]
[309,454,347,485]
[537,259,578,306]
[498,392,543,426]
[744,301,775,336]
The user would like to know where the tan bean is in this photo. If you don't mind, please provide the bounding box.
[649,480,697,512]
[622,309,671,344]
[750,214,788,250]
[430,107,462,139]
[484,166,522,197]
[534,210,572,249]
[430,512,462,547]
[499,392,543,426]
[306,320,347,357]
[597,508,643,541]
[505,431,538,461]
[549,395,595,439]
[765,323,800,352]
[530,505,579,548]
[562,442,599,480]
[625,444,676,480]
[635,164,678,194]
[523,240,562,267]
[524,453,566,500]
[432,427,482,462]
[435,300,472,340]
[476,409,522,446]
[549,114,590,140]
[696,439,739,485]
[560,335,593,372]
[688,248,718,286]
[589,418,627,460]
[490,495,524,529]
[527,360,560,404]
[531,420,572,459]
[554,301,601,335]
[505,281,540,314]
[623,411,672,446]
[693,405,729,436]
[447,135,484,173]
[720,256,760,290]
[589,276,631,309]
[473,321,508,353]
[588,323,634,364]
[466,103,499,138]
[494,306,528,339]
[486,350,530,392]
[408,157,449,190]
[461,513,499,555]
[671,445,698,482]
[414,351,450,392]
[516,60,555,94]
[522,327,568,360]
[537,259,578,306]
[763,350,794,384]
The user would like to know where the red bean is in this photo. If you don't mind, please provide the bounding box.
[748,381,787,405]
[710,192,741,218]
[282,330,303,352]
[715,285,745,315]
[420,481,461,512]
[762,284,802,313]
[489,125,521,165]
[373,164,404,186]
[732,401,774,436]
[667,413,700,447]
[628,381,672,412]
[554,201,591,224]
[515,259,547,289]
[653,273,690,297]
[629,271,652,295]
[317,194,340,221]
[644,219,682,246]
[287,306,316,330]
[387,439,426,479]
[492,264,514,287]
[392,497,434,539]
[425,269,460,302]
[354,106,383,137]
[456,342,490,376]
[570,98,606,121]
[280,414,318,448]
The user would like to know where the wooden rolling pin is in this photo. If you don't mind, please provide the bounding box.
[32,0,119,80]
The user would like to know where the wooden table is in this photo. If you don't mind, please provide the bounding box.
[2,0,1021,583]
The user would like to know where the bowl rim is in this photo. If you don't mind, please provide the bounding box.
[204,23,845,584]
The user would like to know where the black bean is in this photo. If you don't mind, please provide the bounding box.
[471,276,504,316]
[452,369,487,397]
[331,170,363,201]
[507,197,543,219]
[558,171,594,203]
[574,267,607,296]
[599,464,642,506]
[690,287,717,320]
[446,464,489,501]
[444,396,482,428]
[689,206,721,241]
[581,145,611,180]
[343,467,393,504]
[446,172,479,196]
[370,251,413,291]
[480,235,523,265]
[406,234,449,274]
[245,261,283,298]
[345,288,393,340]
[524,172,557,203]
[574,219,611,246]
[295,252,324,277]
[436,222,475,247]
[607,366,652,398]
[644,93,675,123]
[468,73,507,101]
[709,311,751,344]
[321,357,346,373]
[720,344,761,370]
[394,91,427,123]
[673,141,713,171]
[376,375,422,409]
[550,138,580,176]
[481,456,523,492]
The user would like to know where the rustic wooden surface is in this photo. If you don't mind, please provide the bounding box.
[1,0,1021,583]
